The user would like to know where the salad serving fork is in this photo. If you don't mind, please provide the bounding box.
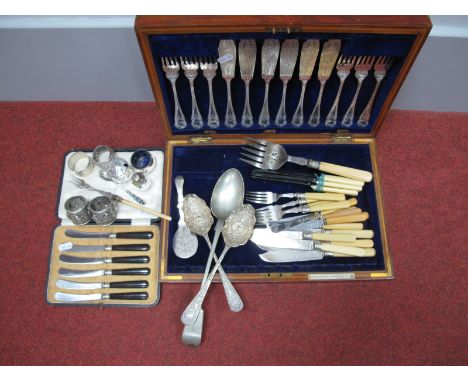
[341,56,376,127]
[180,57,203,129]
[325,56,356,127]
[357,56,394,127]
[161,57,187,129]
[199,56,220,128]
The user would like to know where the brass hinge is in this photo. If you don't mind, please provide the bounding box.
[189,136,212,144]
[331,129,353,143]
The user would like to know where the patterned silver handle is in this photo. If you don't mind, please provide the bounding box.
[189,80,203,129]
[259,82,271,127]
[206,78,220,128]
[181,246,230,326]
[171,80,187,129]
[308,80,325,127]
[342,79,364,127]
[358,78,382,127]
[241,80,253,127]
[175,176,185,224]
[325,79,345,127]
[225,79,237,127]
[291,81,307,127]
[275,81,289,127]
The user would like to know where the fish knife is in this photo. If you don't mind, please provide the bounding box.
[65,229,153,239]
[56,279,148,290]
[252,228,356,243]
[55,291,148,302]
[58,267,150,278]
[59,254,150,264]
[259,249,375,263]
[59,243,150,252]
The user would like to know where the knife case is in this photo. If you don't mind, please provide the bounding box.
[46,148,164,306]
[135,16,432,282]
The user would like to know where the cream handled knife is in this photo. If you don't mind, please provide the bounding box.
[56,279,148,290]
[55,291,148,302]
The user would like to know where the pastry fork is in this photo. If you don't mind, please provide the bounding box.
[200,56,220,128]
[325,56,356,127]
[240,137,373,182]
[341,56,376,127]
[161,57,187,129]
[180,57,203,129]
[357,56,394,127]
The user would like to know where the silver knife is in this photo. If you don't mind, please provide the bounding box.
[252,228,355,243]
[55,291,148,302]
[58,267,150,278]
[65,229,153,239]
[56,279,149,290]
[259,249,331,263]
[59,254,150,265]
[59,243,150,253]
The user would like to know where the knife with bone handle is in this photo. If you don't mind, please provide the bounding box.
[253,228,356,243]
[58,267,150,278]
[269,212,369,232]
[55,291,148,302]
[308,229,374,239]
[59,254,150,264]
[259,248,376,263]
[59,243,150,253]
[322,207,362,217]
[56,279,149,290]
[65,229,153,239]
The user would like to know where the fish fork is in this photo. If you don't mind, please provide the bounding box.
[275,39,299,127]
[357,56,394,127]
[255,199,308,212]
[258,39,280,127]
[341,56,376,127]
[161,57,187,129]
[200,56,220,128]
[240,137,373,182]
[325,56,356,127]
[180,57,203,129]
[239,40,257,127]
[218,40,237,127]
[246,191,345,205]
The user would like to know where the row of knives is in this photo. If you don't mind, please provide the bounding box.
[162,38,393,129]
[53,229,154,303]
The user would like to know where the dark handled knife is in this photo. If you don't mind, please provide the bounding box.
[65,229,153,240]
[60,243,150,253]
[58,267,150,278]
[55,291,148,302]
[59,254,150,264]
[56,279,149,290]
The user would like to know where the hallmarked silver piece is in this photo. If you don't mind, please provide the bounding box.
[200,57,220,128]
[67,152,95,177]
[161,57,187,129]
[64,196,92,225]
[92,145,115,169]
[258,39,280,127]
[89,196,117,226]
[218,40,237,127]
[239,40,257,127]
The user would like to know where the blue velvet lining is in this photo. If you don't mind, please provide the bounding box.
[166,144,385,274]
[148,32,415,134]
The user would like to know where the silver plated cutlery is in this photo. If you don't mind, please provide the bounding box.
[218,40,237,127]
[239,39,257,127]
[180,57,203,129]
[258,39,280,127]
[200,57,220,128]
[161,57,187,129]
[246,191,345,205]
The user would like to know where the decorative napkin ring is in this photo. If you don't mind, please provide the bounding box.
[67,152,95,177]
[92,145,115,169]
[89,196,118,226]
[64,196,92,225]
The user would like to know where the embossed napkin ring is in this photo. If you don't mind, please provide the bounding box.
[89,196,118,226]
[64,196,92,225]
[67,152,95,177]
[92,145,115,169]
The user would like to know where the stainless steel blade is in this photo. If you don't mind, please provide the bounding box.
[259,249,326,263]
[59,254,106,264]
[250,230,315,250]
[56,279,104,290]
[65,229,110,239]
[55,292,104,302]
[58,268,105,278]
[268,214,323,233]
[61,244,106,253]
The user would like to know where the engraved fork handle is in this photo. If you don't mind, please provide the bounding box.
[308,79,326,127]
[357,77,383,127]
[275,80,289,127]
[206,78,220,128]
[225,79,237,127]
[182,246,230,326]
[259,81,271,127]
[170,80,187,129]
[342,77,364,127]
[241,80,253,127]
[292,81,307,127]
[325,78,346,127]
[189,79,203,129]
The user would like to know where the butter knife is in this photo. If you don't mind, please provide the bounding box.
[65,229,153,239]
[56,279,149,290]
[58,268,150,278]
[55,291,148,302]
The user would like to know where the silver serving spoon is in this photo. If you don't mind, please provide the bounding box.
[181,204,255,326]
[172,176,198,258]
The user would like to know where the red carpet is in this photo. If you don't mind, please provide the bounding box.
[0,102,466,365]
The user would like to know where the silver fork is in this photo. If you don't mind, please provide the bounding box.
[180,57,203,129]
[325,56,356,127]
[246,191,305,205]
[341,56,376,127]
[200,56,220,128]
[357,56,394,127]
[256,204,311,225]
[161,57,187,129]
